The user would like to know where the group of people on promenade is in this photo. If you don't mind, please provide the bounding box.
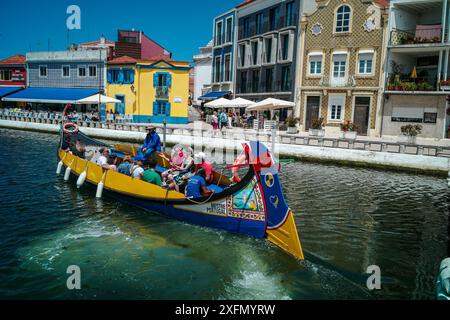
[208,109,256,131]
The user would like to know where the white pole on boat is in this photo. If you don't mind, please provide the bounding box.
[76,162,89,188]
[96,171,107,198]
[163,118,167,153]
[64,159,75,181]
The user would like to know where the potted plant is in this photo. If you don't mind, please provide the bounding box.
[286,116,299,134]
[309,117,325,137]
[400,124,422,144]
[440,79,450,91]
[390,61,405,85]
[340,120,358,139]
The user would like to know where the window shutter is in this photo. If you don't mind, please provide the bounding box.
[165,102,171,116]
[237,48,242,67]
[288,32,295,61]
[118,70,124,84]
[257,40,263,65]
[153,73,159,87]
[272,37,277,63]
[153,101,159,115]
[167,73,172,87]
[107,70,112,83]
[129,70,135,84]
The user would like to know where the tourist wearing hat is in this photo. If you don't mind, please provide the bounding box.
[137,125,162,159]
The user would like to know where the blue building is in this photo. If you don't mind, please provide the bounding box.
[206,9,237,101]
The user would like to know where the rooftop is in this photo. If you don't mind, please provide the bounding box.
[0,54,26,65]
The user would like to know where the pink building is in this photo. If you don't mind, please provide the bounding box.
[115,30,172,60]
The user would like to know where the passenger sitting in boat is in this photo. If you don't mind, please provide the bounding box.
[137,125,161,158]
[97,148,117,171]
[117,155,133,176]
[142,158,163,186]
[185,168,214,199]
[161,148,194,182]
[193,152,213,184]
[131,156,145,179]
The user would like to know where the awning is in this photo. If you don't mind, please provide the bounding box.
[246,98,295,112]
[204,97,233,108]
[198,91,231,101]
[2,87,99,104]
[0,86,24,98]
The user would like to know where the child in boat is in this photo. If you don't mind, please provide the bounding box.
[131,156,145,179]
[185,168,214,199]
[142,158,163,186]
[97,148,117,171]
[117,155,133,176]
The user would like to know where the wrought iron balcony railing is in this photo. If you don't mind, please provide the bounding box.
[156,86,169,98]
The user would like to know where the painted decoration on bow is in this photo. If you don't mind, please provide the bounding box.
[227,177,265,221]
[259,172,289,229]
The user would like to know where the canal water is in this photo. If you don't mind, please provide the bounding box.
[0,129,448,300]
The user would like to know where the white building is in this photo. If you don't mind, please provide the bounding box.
[192,40,213,106]
[383,0,450,139]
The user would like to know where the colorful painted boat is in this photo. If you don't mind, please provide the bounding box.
[57,127,304,260]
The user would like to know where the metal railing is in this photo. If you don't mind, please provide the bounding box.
[390,26,443,46]
[319,75,356,88]
[155,86,169,98]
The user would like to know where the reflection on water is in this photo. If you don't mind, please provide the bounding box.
[0,129,448,300]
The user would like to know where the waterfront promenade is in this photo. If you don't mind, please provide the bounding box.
[1,111,450,176]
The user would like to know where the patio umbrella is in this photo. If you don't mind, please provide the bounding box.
[229,97,255,108]
[76,94,121,104]
[204,97,233,109]
[246,98,295,112]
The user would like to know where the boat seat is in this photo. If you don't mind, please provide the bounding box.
[155,165,168,173]
[207,184,223,193]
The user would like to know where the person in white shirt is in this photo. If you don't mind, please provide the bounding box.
[97,148,117,171]
[131,156,145,179]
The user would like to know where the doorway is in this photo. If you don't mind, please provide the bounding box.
[305,96,320,131]
[353,96,370,135]
[115,95,125,115]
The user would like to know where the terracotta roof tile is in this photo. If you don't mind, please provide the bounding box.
[0,54,26,65]
[80,39,115,46]
[108,55,138,65]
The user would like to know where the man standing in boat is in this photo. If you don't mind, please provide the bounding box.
[137,125,161,159]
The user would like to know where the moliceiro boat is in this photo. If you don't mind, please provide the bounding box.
[57,123,304,260]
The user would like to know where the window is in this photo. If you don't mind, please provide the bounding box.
[226,17,233,43]
[39,65,47,77]
[286,2,295,26]
[224,54,231,82]
[265,68,273,92]
[78,66,86,77]
[265,38,272,63]
[216,21,223,45]
[309,54,323,75]
[280,34,289,61]
[335,5,351,33]
[251,41,259,66]
[155,101,168,115]
[269,7,279,31]
[62,65,70,78]
[215,56,221,83]
[0,70,12,81]
[358,52,374,75]
[123,69,134,84]
[240,71,247,93]
[111,69,120,83]
[88,65,97,77]
[328,95,345,121]
[332,53,347,86]
[252,70,260,93]
[256,13,264,34]
[281,66,291,91]
[243,17,250,38]
[239,44,246,67]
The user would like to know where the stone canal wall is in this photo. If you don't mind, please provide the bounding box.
[1,119,450,176]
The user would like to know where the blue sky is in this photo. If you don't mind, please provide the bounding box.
[0,0,243,62]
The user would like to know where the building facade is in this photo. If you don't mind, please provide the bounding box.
[382,0,450,139]
[193,40,213,105]
[107,56,190,124]
[211,9,237,96]
[297,0,389,136]
[234,0,301,111]
[0,54,27,87]
[27,49,108,90]
[115,30,172,60]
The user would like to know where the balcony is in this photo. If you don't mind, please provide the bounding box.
[156,86,169,98]
[390,25,443,47]
[319,76,356,88]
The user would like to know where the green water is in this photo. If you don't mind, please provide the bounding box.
[0,129,448,299]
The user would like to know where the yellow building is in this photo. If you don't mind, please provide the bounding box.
[106,56,190,124]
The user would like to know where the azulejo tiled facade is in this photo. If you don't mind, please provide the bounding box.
[296,0,389,136]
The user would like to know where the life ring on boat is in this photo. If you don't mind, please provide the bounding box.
[231,154,246,183]
[63,122,79,134]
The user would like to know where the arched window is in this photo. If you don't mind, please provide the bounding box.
[335,5,351,33]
